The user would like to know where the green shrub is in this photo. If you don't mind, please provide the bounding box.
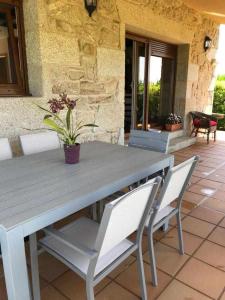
[213,75,225,130]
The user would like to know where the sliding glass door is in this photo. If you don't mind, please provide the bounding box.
[124,34,177,133]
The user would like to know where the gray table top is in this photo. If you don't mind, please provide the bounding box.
[0,141,174,233]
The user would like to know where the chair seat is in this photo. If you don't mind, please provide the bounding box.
[146,205,175,227]
[193,119,217,127]
[39,217,134,276]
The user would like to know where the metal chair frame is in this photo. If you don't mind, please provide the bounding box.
[30,177,161,300]
[146,156,199,286]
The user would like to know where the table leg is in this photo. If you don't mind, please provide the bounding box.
[0,226,31,300]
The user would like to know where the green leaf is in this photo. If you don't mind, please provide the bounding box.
[43,118,66,136]
[66,109,71,131]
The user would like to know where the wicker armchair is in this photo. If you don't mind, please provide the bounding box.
[190,111,217,144]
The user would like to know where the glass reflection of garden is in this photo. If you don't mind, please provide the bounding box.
[213,75,225,130]
[137,81,161,127]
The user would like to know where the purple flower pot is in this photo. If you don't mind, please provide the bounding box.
[64,144,80,164]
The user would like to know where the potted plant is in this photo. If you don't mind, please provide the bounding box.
[165,113,182,131]
[37,93,98,164]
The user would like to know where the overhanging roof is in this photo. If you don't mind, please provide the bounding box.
[183,0,225,24]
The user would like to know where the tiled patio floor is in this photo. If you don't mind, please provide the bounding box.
[1,137,225,299]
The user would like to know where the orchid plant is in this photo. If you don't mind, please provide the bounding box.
[37,93,98,145]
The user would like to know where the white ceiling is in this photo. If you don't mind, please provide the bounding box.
[183,0,225,24]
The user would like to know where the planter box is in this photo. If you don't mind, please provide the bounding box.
[165,123,182,132]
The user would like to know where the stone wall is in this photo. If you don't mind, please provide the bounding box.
[0,0,220,154]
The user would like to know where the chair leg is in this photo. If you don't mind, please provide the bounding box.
[195,128,199,137]
[190,128,195,137]
[176,212,184,255]
[147,230,158,286]
[136,246,148,300]
[214,130,216,142]
[29,233,41,300]
[91,203,98,221]
[207,131,210,144]
[86,280,95,300]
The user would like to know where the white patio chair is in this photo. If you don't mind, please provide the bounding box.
[128,129,170,188]
[30,177,161,300]
[0,138,13,160]
[20,131,60,155]
[146,155,199,286]
[129,129,170,153]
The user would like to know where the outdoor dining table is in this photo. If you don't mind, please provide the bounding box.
[0,141,174,300]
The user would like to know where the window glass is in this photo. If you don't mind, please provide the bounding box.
[0,1,28,96]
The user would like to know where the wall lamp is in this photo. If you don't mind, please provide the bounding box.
[204,36,212,51]
[84,0,97,17]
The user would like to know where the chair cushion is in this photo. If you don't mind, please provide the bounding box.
[193,119,217,127]
[39,217,134,276]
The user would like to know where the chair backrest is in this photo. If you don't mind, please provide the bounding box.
[0,138,13,161]
[158,156,199,211]
[95,177,161,259]
[129,129,169,153]
[20,131,60,155]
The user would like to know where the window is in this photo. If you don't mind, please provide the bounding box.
[0,0,28,96]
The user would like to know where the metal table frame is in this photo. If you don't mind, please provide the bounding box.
[0,141,174,300]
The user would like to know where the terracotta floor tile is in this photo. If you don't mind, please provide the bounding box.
[27,266,49,290]
[212,190,225,201]
[153,226,173,241]
[176,258,225,299]
[96,282,139,300]
[202,198,225,214]
[181,216,215,238]
[108,256,136,279]
[208,226,225,247]
[208,174,225,183]
[190,206,224,224]
[218,183,225,191]
[143,242,189,276]
[193,170,208,178]
[195,165,214,174]
[220,291,225,300]
[37,252,68,282]
[41,285,68,300]
[212,169,225,177]
[52,270,111,299]
[0,277,7,300]
[219,218,225,228]
[183,191,205,205]
[190,176,201,184]
[194,240,225,271]
[0,261,4,278]
[160,227,203,255]
[157,279,211,300]
[188,184,216,197]
[115,261,172,299]
[198,178,222,189]
[200,160,222,168]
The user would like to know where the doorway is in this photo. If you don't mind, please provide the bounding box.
[124,34,177,134]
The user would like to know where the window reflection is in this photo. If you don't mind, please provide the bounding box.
[0,7,18,84]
